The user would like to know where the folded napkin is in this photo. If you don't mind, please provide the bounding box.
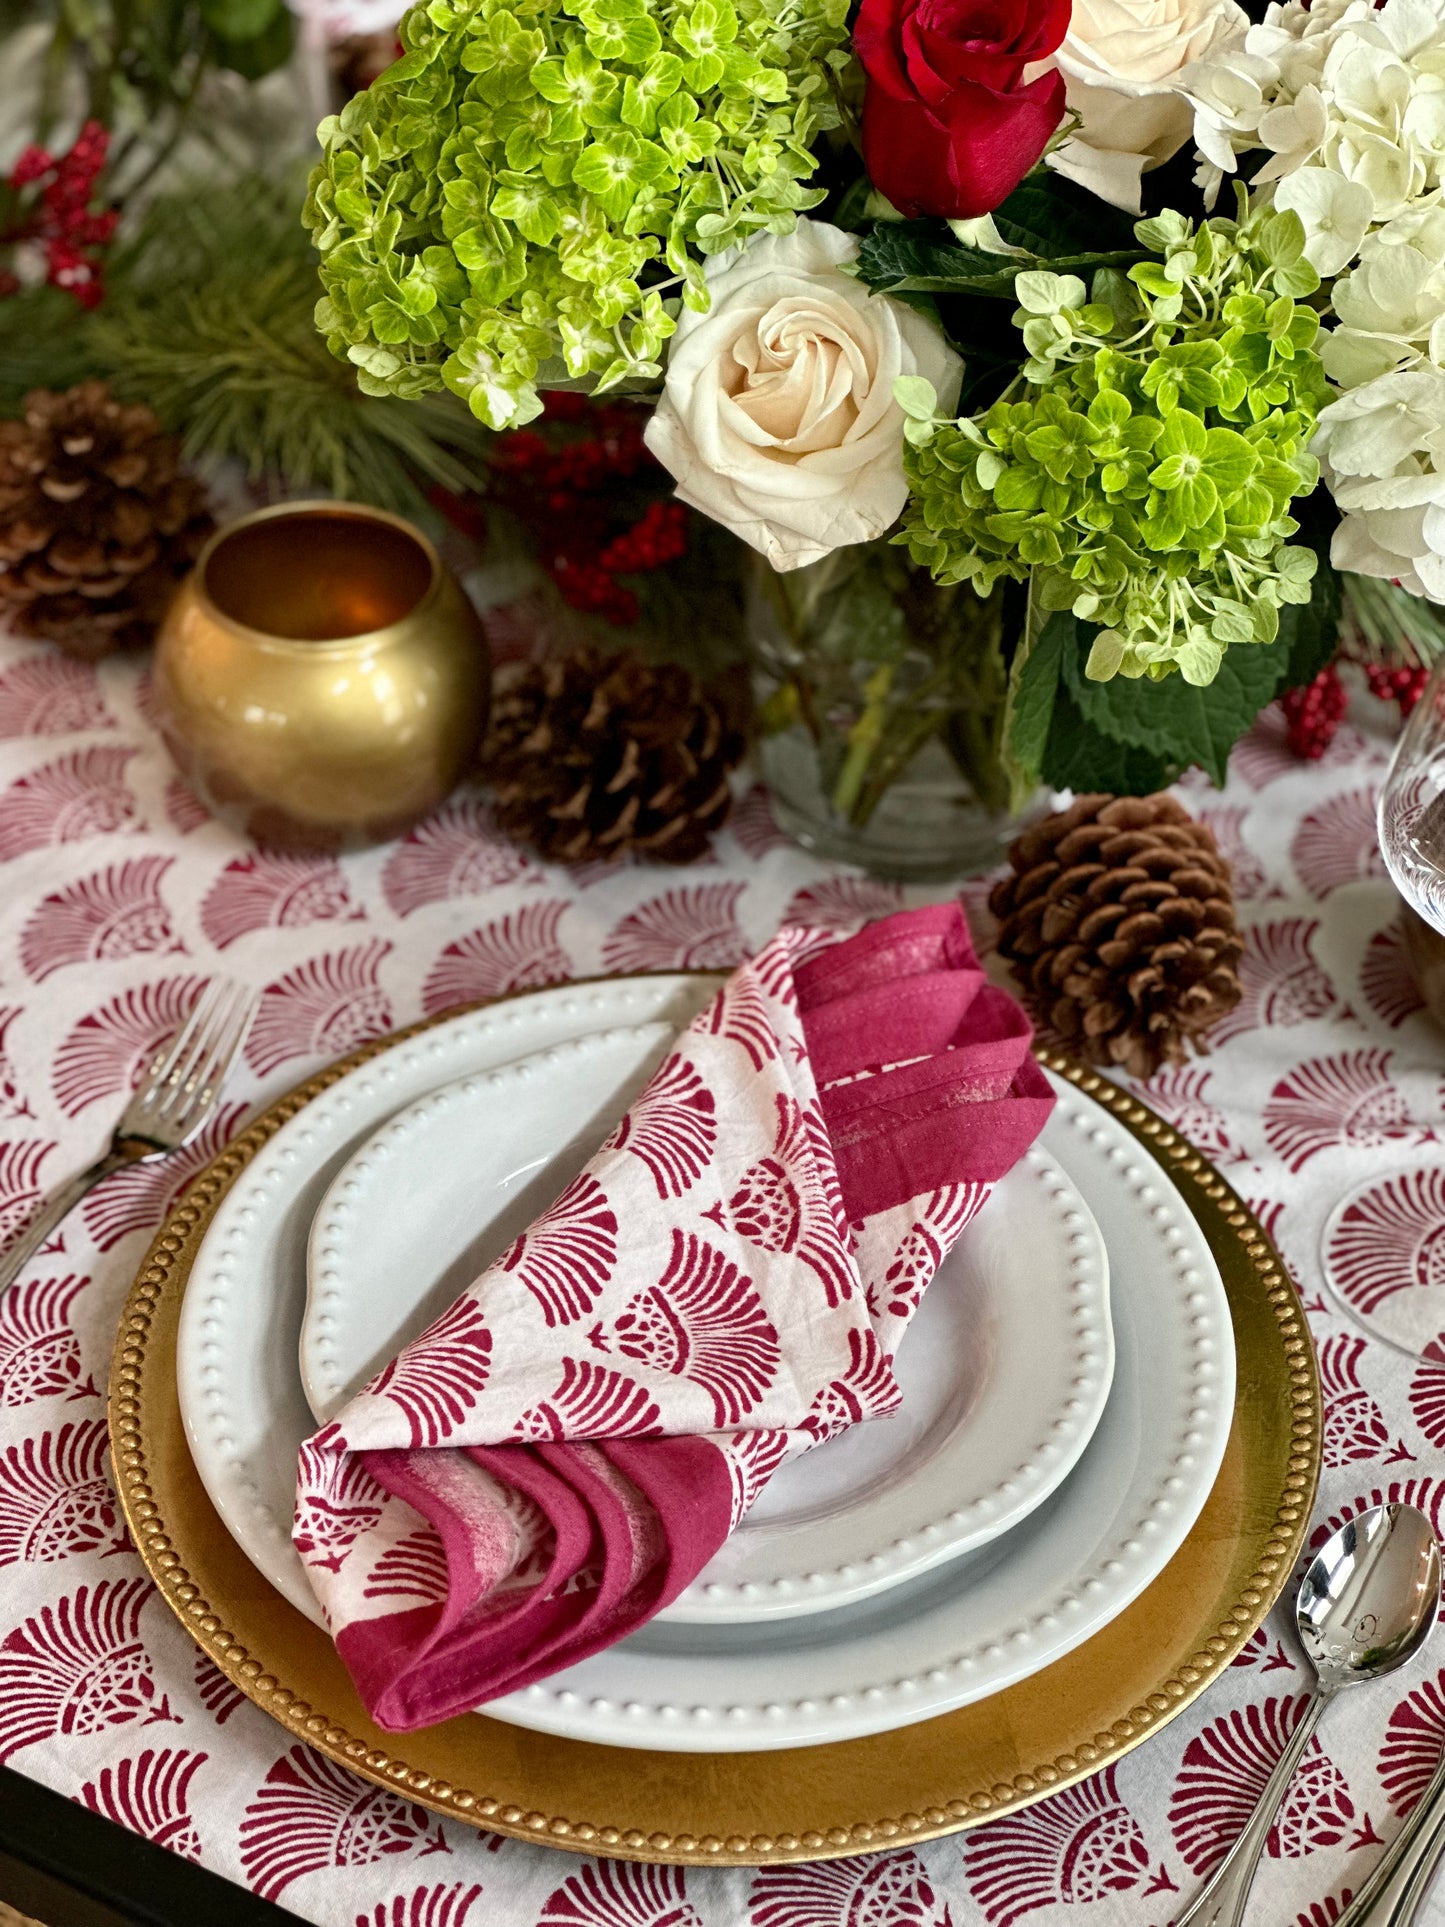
[294,904,1055,1731]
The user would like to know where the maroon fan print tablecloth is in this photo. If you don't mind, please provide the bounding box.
[1,628,1443,1927]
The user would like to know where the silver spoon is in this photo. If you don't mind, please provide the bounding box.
[1176,1502,1441,1927]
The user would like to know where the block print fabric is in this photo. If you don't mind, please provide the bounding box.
[1,635,1443,1925]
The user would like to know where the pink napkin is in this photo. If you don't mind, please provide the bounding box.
[293,905,1055,1731]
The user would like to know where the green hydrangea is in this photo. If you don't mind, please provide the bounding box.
[304,0,849,429]
[896,201,1331,687]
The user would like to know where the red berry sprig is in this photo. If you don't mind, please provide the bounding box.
[1365,661,1430,717]
[1282,664,1348,760]
[5,120,117,309]
[479,397,690,626]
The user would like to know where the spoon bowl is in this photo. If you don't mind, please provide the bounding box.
[1299,1503,1441,1688]
[1177,1501,1441,1927]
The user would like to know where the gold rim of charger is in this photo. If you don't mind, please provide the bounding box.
[107,983,1322,1867]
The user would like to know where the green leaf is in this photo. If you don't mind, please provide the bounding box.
[853,221,1145,302]
[1001,601,1068,803]
[1042,680,1176,794]
[1059,613,1287,786]
[991,172,1139,260]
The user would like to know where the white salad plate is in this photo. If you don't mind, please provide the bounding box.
[176,975,1236,1753]
[300,1028,1114,1622]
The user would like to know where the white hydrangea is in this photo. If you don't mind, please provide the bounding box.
[1313,207,1445,598]
[1186,0,1445,274]
[1315,366,1445,600]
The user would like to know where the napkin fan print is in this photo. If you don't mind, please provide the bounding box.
[294,906,1055,1730]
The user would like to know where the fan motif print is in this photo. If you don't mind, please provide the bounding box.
[80,1102,248,1251]
[358,1883,485,1927]
[199,852,361,948]
[600,883,747,971]
[51,975,209,1116]
[0,631,1432,1927]
[370,1297,494,1447]
[748,1851,954,1927]
[80,1747,208,1859]
[238,1744,449,1901]
[1361,922,1428,1028]
[1378,1666,1445,1815]
[510,1356,663,1442]
[961,1766,1151,1926]
[1318,1335,1392,1466]
[0,1273,96,1406]
[247,939,394,1077]
[702,1095,854,1309]
[0,652,115,737]
[0,1139,53,1245]
[535,1860,702,1927]
[499,1172,618,1327]
[1262,1051,1418,1172]
[1209,918,1337,1045]
[606,1055,717,1198]
[422,901,570,1009]
[380,794,538,917]
[1290,787,1388,897]
[0,1577,173,1762]
[19,855,181,980]
[0,1416,124,1563]
[0,744,138,861]
[603,1229,782,1428]
[1325,1168,1445,1324]
[1170,1696,1357,1872]
[294,913,1035,1722]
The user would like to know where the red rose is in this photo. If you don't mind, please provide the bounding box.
[854,0,1071,220]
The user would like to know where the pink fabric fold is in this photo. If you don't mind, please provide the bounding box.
[294,906,1055,1731]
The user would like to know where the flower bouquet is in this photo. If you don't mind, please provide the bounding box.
[306,0,1445,866]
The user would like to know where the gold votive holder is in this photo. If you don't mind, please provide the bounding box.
[153,501,491,850]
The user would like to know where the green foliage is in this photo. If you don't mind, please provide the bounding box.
[85,178,487,512]
[898,199,1331,691]
[1004,543,1343,795]
[0,286,103,415]
[305,0,850,430]
[855,175,1144,303]
[15,0,294,169]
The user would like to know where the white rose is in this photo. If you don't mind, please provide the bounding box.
[1050,0,1250,210]
[643,222,963,574]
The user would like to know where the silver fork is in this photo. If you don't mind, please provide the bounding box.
[0,979,256,1292]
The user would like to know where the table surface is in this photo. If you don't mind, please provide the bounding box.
[0,630,1441,1927]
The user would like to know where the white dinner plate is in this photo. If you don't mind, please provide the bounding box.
[176,976,1235,1752]
[301,1028,1113,1621]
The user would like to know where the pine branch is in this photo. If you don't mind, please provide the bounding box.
[85,174,490,512]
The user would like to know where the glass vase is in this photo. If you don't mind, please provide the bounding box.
[748,541,1030,882]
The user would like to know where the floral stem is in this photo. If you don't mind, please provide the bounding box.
[831,662,895,822]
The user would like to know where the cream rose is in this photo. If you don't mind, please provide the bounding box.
[643,221,963,574]
[1050,0,1249,210]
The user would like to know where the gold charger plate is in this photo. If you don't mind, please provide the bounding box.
[108,998,1321,1868]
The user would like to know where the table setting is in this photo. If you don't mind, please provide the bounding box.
[0,636,1441,1926]
[5,0,1445,1919]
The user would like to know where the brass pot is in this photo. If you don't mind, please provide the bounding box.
[153,501,490,849]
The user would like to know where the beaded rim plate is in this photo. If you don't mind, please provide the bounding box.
[108,987,1321,1867]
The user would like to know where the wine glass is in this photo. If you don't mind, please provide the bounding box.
[1378,657,1445,933]
[1317,660,1445,1360]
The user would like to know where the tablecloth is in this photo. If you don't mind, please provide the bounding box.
[0,629,1442,1927]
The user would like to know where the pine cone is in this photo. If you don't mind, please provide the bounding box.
[990,793,1243,1079]
[483,645,746,864]
[0,382,213,660]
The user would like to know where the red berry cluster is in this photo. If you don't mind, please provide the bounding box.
[1365,661,1430,716]
[1282,664,1348,760]
[4,121,117,309]
[483,395,689,626]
